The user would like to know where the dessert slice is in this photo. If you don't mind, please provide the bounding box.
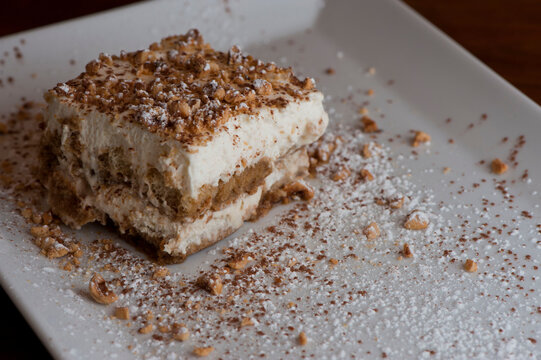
[40,29,328,263]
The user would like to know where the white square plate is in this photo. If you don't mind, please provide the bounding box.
[0,0,539,359]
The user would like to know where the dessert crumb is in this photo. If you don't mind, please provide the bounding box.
[464,259,478,273]
[491,158,508,175]
[412,131,431,147]
[298,331,308,346]
[194,346,214,357]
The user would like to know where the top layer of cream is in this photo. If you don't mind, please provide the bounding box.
[46,91,327,200]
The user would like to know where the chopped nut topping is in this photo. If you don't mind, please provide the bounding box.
[464,259,478,272]
[89,273,118,305]
[152,267,169,279]
[412,131,431,147]
[194,346,214,357]
[329,258,339,265]
[404,210,429,230]
[30,225,49,238]
[363,222,380,240]
[362,144,372,158]
[389,197,404,209]
[298,331,308,346]
[491,158,508,175]
[360,169,374,181]
[332,165,351,181]
[174,329,190,341]
[402,243,414,258]
[196,273,223,295]
[240,317,254,327]
[228,253,252,270]
[138,323,154,334]
[115,307,130,320]
[361,116,378,133]
[443,167,451,174]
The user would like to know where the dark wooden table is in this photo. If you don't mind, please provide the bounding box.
[1,1,539,359]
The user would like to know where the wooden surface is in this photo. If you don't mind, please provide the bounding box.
[0,1,539,359]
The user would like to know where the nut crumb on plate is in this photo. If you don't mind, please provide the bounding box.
[464,259,478,273]
[88,273,118,305]
[404,210,429,230]
[412,131,430,147]
[491,158,508,175]
[363,222,380,240]
[194,346,214,357]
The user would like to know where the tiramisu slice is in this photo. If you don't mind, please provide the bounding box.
[40,30,328,262]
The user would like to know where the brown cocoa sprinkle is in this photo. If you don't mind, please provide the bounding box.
[196,273,223,295]
[363,222,380,240]
[325,67,335,75]
[115,307,130,320]
[491,158,508,175]
[464,259,478,273]
[138,324,154,334]
[361,116,378,133]
[402,244,414,258]
[89,273,118,305]
[194,346,214,357]
[412,131,431,147]
[298,331,308,346]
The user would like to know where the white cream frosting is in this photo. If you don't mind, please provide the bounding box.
[46,91,327,201]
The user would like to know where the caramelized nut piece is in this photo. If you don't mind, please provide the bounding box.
[30,225,49,238]
[402,243,414,258]
[491,158,508,175]
[360,169,374,181]
[174,329,190,341]
[85,60,101,75]
[332,165,351,181]
[389,197,404,209]
[152,267,169,279]
[196,273,223,295]
[298,331,308,346]
[228,253,252,270]
[253,79,273,95]
[240,317,254,327]
[115,307,130,320]
[412,131,431,147]
[362,144,372,158]
[329,258,339,265]
[282,180,315,201]
[404,210,429,230]
[301,77,315,90]
[361,116,378,133]
[194,346,214,357]
[89,273,118,305]
[363,222,380,240]
[464,259,478,272]
[138,323,154,334]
